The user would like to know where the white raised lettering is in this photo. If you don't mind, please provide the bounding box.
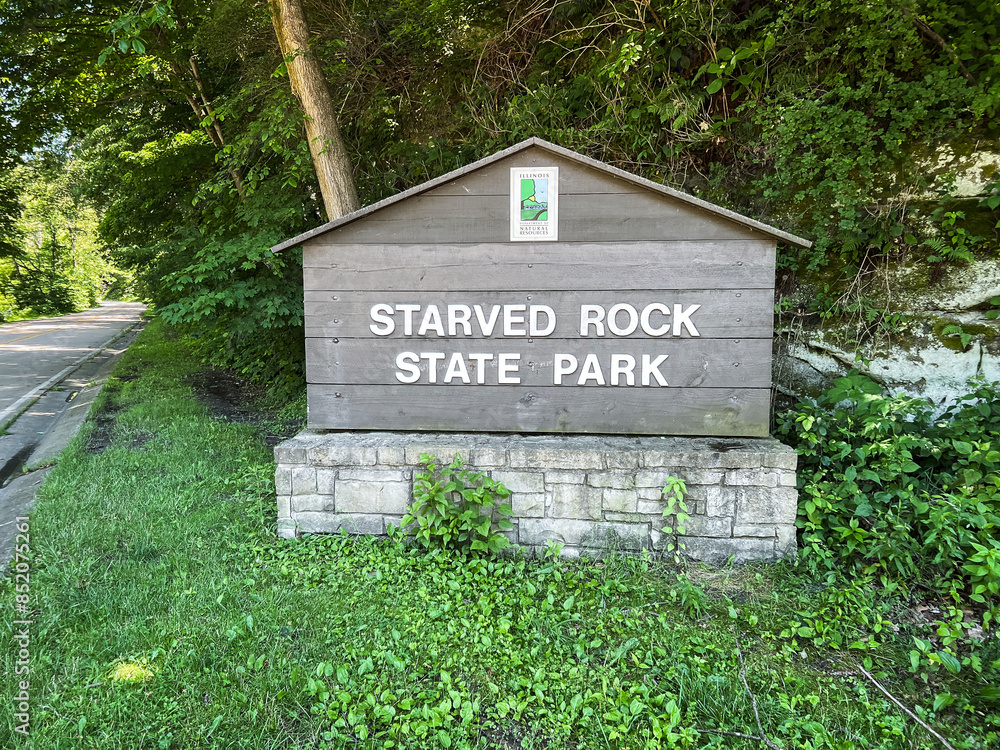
[640,303,671,336]
[554,354,578,384]
[672,304,701,337]
[418,305,445,336]
[577,353,606,385]
[468,353,494,384]
[641,354,669,386]
[369,304,395,336]
[420,352,446,383]
[396,304,420,336]
[610,354,636,386]
[395,352,420,383]
[447,305,472,336]
[443,353,471,384]
[529,305,556,336]
[498,353,521,384]
[607,303,639,336]
[474,305,501,336]
[580,305,605,336]
[504,304,527,336]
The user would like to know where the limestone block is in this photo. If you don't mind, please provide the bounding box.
[404,445,470,465]
[605,451,640,470]
[295,512,351,534]
[378,446,406,465]
[776,526,797,558]
[681,516,732,538]
[519,519,647,550]
[681,469,726,486]
[637,487,666,501]
[274,442,307,463]
[735,487,798,525]
[726,469,780,487]
[681,536,776,564]
[509,449,604,470]
[545,470,584,484]
[703,486,737,517]
[338,468,409,483]
[779,472,798,487]
[292,494,333,512]
[277,517,297,539]
[637,498,666,515]
[291,467,317,495]
[763,452,798,470]
[512,492,545,518]
[603,488,638,513]
[586,472,635,489]
[474,448,508,467]
[274,467,291,496]
[311,444,377,467]
[605,511,653,524]
[733,524,778,538]
[316,468,337,495]
[549,483,603,520]
[325,513,386,535]
[717,451,763,469]
[336,479,411,514]
[277,494,291,519]
[635,470,669,488]
[492,470,544,494]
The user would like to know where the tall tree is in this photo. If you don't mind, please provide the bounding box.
[268,0,359,220]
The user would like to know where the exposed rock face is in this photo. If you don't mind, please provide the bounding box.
[775,143,1000,405]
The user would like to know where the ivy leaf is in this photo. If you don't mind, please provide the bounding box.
[706,78,725,94]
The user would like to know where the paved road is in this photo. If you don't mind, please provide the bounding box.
[0,302,146,423]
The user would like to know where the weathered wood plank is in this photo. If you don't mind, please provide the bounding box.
[425,151,639,196]
[303,289,773,339]
[305,338,772,388]
[312,192,764,244]
[307,385,771,436]
[302,241,776,291]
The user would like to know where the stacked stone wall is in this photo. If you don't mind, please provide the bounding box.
[275,432,798,563]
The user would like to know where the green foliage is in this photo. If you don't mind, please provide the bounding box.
[400,454,514,555]
[2,323,998,747]
[660,475,690,561]
[777,372,1000,631]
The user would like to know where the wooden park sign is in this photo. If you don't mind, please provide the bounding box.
[273,138,811,436]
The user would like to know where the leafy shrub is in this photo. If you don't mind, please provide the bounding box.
[777,372,1000,627]
[399,454,513,555]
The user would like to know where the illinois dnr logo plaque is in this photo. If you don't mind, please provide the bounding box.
[510,166,558,241]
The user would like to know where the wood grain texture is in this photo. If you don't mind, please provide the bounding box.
[309,192,765,244]
[305,338,772,388]
[307,385,771,436]
[302,241,776,291]
[303,289,773,339]
[426,151,641,196]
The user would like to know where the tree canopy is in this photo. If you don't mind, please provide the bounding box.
[2,0,998,390]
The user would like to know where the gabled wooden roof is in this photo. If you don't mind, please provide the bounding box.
[272,137,811,252]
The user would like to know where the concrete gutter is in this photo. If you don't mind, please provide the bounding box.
[0,321,146,571]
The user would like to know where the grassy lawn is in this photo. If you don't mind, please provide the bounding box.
[2,319,998,749]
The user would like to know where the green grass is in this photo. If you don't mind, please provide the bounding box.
[2,319,998,748]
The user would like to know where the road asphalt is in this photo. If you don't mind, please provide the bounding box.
[0,303,147,570]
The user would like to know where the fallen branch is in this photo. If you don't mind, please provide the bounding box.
[695,727,777,744]
[733,627,783,750]
[856,666,956,750]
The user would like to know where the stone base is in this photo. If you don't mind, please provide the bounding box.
[274,432,798,563]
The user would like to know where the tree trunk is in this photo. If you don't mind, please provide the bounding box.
[269,0,360,220]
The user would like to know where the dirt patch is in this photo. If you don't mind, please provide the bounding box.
[184,369,303,446]
[87,403,121,455]
[130,432,154,450]
[185,369,266,424]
